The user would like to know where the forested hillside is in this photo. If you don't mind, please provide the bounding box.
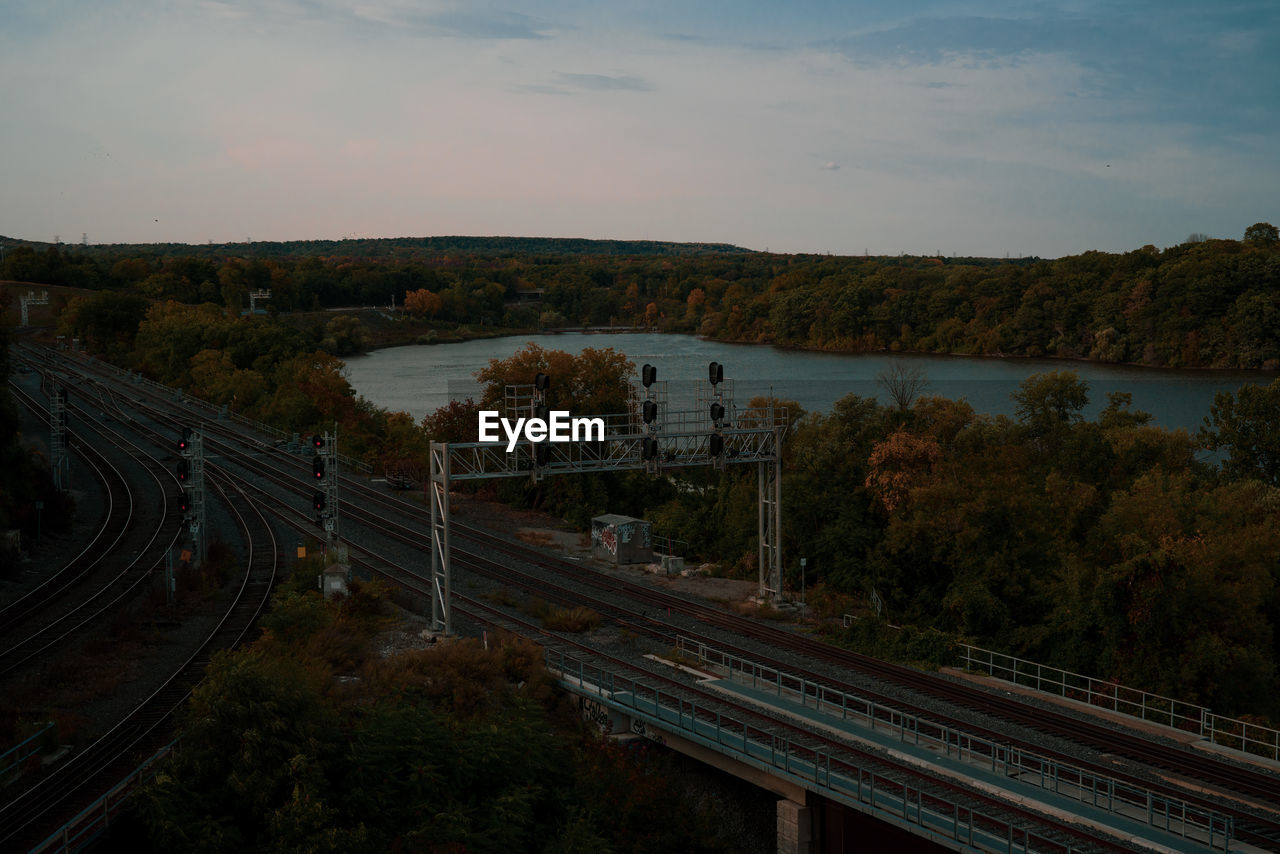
[6,223,1278,367]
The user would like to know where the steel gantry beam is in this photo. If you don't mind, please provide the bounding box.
[428,388,786,634]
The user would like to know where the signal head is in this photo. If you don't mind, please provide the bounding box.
[709,402,725,422]
[642,400,657,424]
[311,434,324,450]
[534,372,550,391]
[176,459,190,481]
[312,491,326,512]
[312,456,325,479]
[708,361,724,385]
[641,364,657,388]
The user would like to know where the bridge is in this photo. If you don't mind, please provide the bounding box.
[548,641,1256,854]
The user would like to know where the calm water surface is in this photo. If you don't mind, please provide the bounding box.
[343,333,1273,431]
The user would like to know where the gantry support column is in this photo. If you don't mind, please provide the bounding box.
[758,422,782,602]
[49,385,70,491]
[186,429,208,566]
[429,441,451,634]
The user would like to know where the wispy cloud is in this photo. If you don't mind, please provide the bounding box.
[557,72,653,92]
[419,9,551,40]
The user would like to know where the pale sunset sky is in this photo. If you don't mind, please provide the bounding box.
[1,1,1276,257]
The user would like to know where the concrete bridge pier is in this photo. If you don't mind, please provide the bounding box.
[776,795,813,854]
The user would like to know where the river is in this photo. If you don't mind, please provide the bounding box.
[343,333,1273,432]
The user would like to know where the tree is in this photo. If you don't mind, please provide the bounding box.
[865,429,941,512]
[403,287,443,317]
[1011,371,1088,437]
[474,343,633,416]
[876,362,928,411]
[1201,378,1280,485]
[1243,222,1279,245]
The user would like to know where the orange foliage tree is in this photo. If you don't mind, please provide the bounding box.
[403,287,443,317]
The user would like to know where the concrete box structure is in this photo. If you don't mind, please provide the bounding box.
[591,514,653,565]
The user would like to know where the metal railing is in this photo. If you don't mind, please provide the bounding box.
[31,742,173,854]
[548,649,1089,854]
[958,644,1280,762]
[0,722,54,785]
[679,638,1232,850]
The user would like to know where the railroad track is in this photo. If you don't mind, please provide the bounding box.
[1,379,178,678]
[0,466,279,852]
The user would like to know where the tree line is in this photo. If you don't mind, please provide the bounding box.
[7,223,1278,367]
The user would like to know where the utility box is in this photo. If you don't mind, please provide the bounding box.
[322,563,350,599]
[591,514,653,565]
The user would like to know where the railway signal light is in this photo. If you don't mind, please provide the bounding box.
[709,434,724,457]
[312,456,325,479]
[176,459,190,481]
[709,402,725,423]
[708,361,723,385]
[178,493,190,514]
[642,400,657,424]
[641,364,657,387]
[534,372,550,391]
[311,434,324,450]
[313,491,326,512]
[178,427,191,452]
[642,437,658,461]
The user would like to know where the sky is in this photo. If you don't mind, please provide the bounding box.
[1,1,1277,258]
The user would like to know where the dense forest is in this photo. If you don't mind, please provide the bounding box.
[7,222,1279,367]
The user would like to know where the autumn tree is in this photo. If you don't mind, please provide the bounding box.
[475,343,634,416]
[403,287,443,317]
[865,429,942,512]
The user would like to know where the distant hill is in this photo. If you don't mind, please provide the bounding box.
[0,234,752,259]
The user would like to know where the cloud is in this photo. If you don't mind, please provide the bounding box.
[508,83,572,96]
[556,72,653,92]
[419,9,551,40]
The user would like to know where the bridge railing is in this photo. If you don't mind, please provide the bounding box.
[679,637,1233,851]
[0,722,54,785]
[30,742,173,854]
[552,649,1101,854]
[957,644,1280,762]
